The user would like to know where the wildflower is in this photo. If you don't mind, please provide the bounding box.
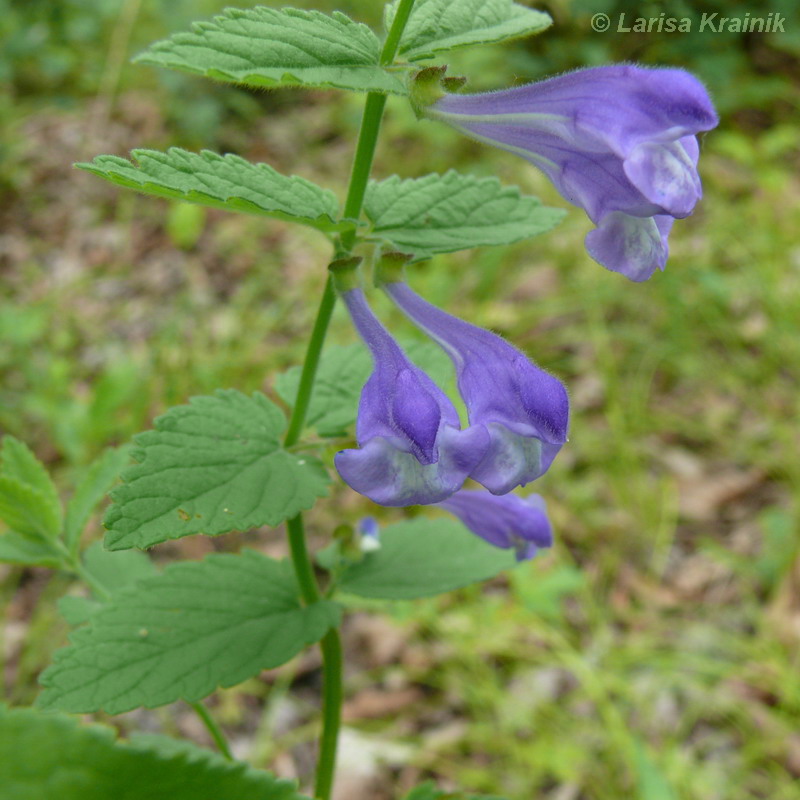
[437,488,553,561]
[421,65,718,281]
[358,517,381,552]
[332,264,488,506]
[377,259,569,495]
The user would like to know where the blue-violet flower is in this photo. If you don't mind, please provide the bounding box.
[334,286,489,506]
[425,65,718,281]
[437,489,553,561]
[380,277,569,495]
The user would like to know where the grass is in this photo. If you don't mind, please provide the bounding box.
[2,1,800,798]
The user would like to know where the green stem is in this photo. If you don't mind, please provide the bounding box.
[283,275,337,449]
[338,91,387,254]
[313,629,344,800]
[286,515,321,605]
[380,0,416,64]
[190,700,234,761]
[57,541,112,601]
[337,0,415,253]
[282,4,418,797]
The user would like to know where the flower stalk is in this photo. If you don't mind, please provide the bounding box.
[281,2,418,797]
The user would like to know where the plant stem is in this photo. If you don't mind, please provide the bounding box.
[337,0,416,254]
[338,92,387,254]
[380,0,416,64]
[286,515,321,605]
[57,540,112,601]
[282,4,417,797]
[190,700,234,761]
[283,276,337,449]
[313,629,344,800]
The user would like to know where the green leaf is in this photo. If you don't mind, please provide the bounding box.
[39,550,340,713]
[135,7,406,95]
[365,172,564,260]
[64,445,132,552]
[0,437,62,539]
[0,704,312,800]
[58,544,158,626]
[275,344,372,437]
[83,541,157,593]
[77,149,349,233]
[338,518,516,600]
[103,390,330,551]
[0,531,63,568]
[0,476,61,540]
[275,341,454,438]
[1,437,60,509]
[386,0,551,61]
[404,781,509,800]
[58,595,100,627]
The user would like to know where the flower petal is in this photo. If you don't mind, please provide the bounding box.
[335,425,489,507]
[623,140,702,218]
[585,212,668,282]
[381,281,569,492]
[437,489,553,561]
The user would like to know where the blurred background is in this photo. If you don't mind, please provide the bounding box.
[1,1,799,798]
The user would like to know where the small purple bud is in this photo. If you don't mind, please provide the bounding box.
[358,517,381,551]
[438,489,553,561]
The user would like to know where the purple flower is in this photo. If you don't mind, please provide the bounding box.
[358,517,381,551]
[437,489,553,561]
[379,277,569,495]
[334,287,489,506]
[424,65,718,281]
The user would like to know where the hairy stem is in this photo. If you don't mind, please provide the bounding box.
[380,0,416,65]
[283,3,417,797]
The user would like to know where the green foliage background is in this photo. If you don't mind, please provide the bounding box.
[1,1,799,798]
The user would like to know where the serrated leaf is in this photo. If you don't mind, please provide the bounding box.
[0,531,63,568]
[0,704,312,800]
[64,445,132,551]
[136,7,406,95]
[275,344,372,437]
[103,390,330,551]
[58,544,157,625]
[0,476,61,540]
[0,436,62,538]
[365,171,564,259]
[1,436,61,511]
[39,550,340,713]
[77,149,349,233]
[275,341,454,438]
[386,0,551,61]
[338,518,516,600]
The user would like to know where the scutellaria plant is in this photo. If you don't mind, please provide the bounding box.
[0,1,717,798]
